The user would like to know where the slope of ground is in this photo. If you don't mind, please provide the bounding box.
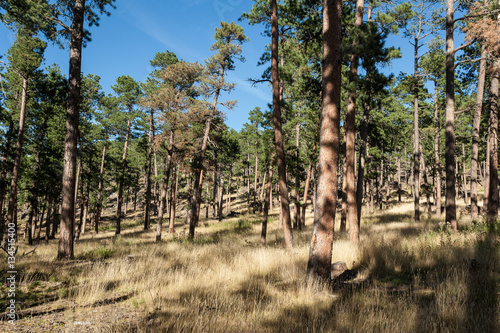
[0,195,499,332]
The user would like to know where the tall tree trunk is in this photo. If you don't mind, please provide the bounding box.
[413,38,421,223]
[169,165,178,233]
[302,162,313,227]
[218,174,224,221]
[261,154,274,246]
[356,98,370,228]
[271,0,293,249]
[487,57,500,222]
[4,76,28,249]
[153,144,159,216]
[45,199,53,243]
[254,151,258,212]
[434,82,442,216]
[397,152,402,202]
[307,0,341,280]
[189,74,222,239]
[144,109,154,230]
[445,0,457,231]
[462,142,469,205]
[260,169,267,212]
[340,156,347,231]
[58,0,85,259]
[484,138,490,208]
[156,129,174,242]
[213,168,218,217]
[228,166,233,212]
[470,44,487,220]
[0,119,14,237]
[94,137,107,233]
[116,118,131,235]
[294,121,301,229]
[346,0,364,243]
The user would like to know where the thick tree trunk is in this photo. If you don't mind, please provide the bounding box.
[116,118,131,235]
[445,0,457,231]
[271,0,293,249]
[307,0,341,280]
[58,0,85,259]
[487,58,500,222]
[470,45,487,220]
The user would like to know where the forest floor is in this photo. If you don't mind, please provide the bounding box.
[0,194,499,332]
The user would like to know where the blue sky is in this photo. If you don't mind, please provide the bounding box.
[1,0,464,131]
[0,0,271,131]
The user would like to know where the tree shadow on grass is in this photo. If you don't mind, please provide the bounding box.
[463,231,499,332]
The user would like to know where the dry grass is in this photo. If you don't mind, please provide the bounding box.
[0,196,499,332]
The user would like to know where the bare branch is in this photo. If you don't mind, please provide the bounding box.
[248,78,271,87]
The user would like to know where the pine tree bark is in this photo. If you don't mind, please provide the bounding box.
[413,38,421,223]
[271,0,293,249]
[487,58,500,222]
[356,98,370,227]
[346,0,364,243]
[156,129,174,241]
[58,0,85,259]
[434,82,442,216]
[93,137,107,234]
[470,44,487,220]
[116,118,131,235]
[5,76,28,248]
[307,0,341,280]
[445,0,457,231]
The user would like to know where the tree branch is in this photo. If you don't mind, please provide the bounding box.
[248,78,271,87]
[454,39,475,54]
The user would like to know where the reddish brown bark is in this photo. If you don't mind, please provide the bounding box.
[307,0,342,280]
[58,0,85,260]
[445,0,457,231]
[271,0,293,249]
[346,0,364,243]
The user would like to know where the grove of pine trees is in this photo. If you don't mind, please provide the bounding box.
[0,0,499,330]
